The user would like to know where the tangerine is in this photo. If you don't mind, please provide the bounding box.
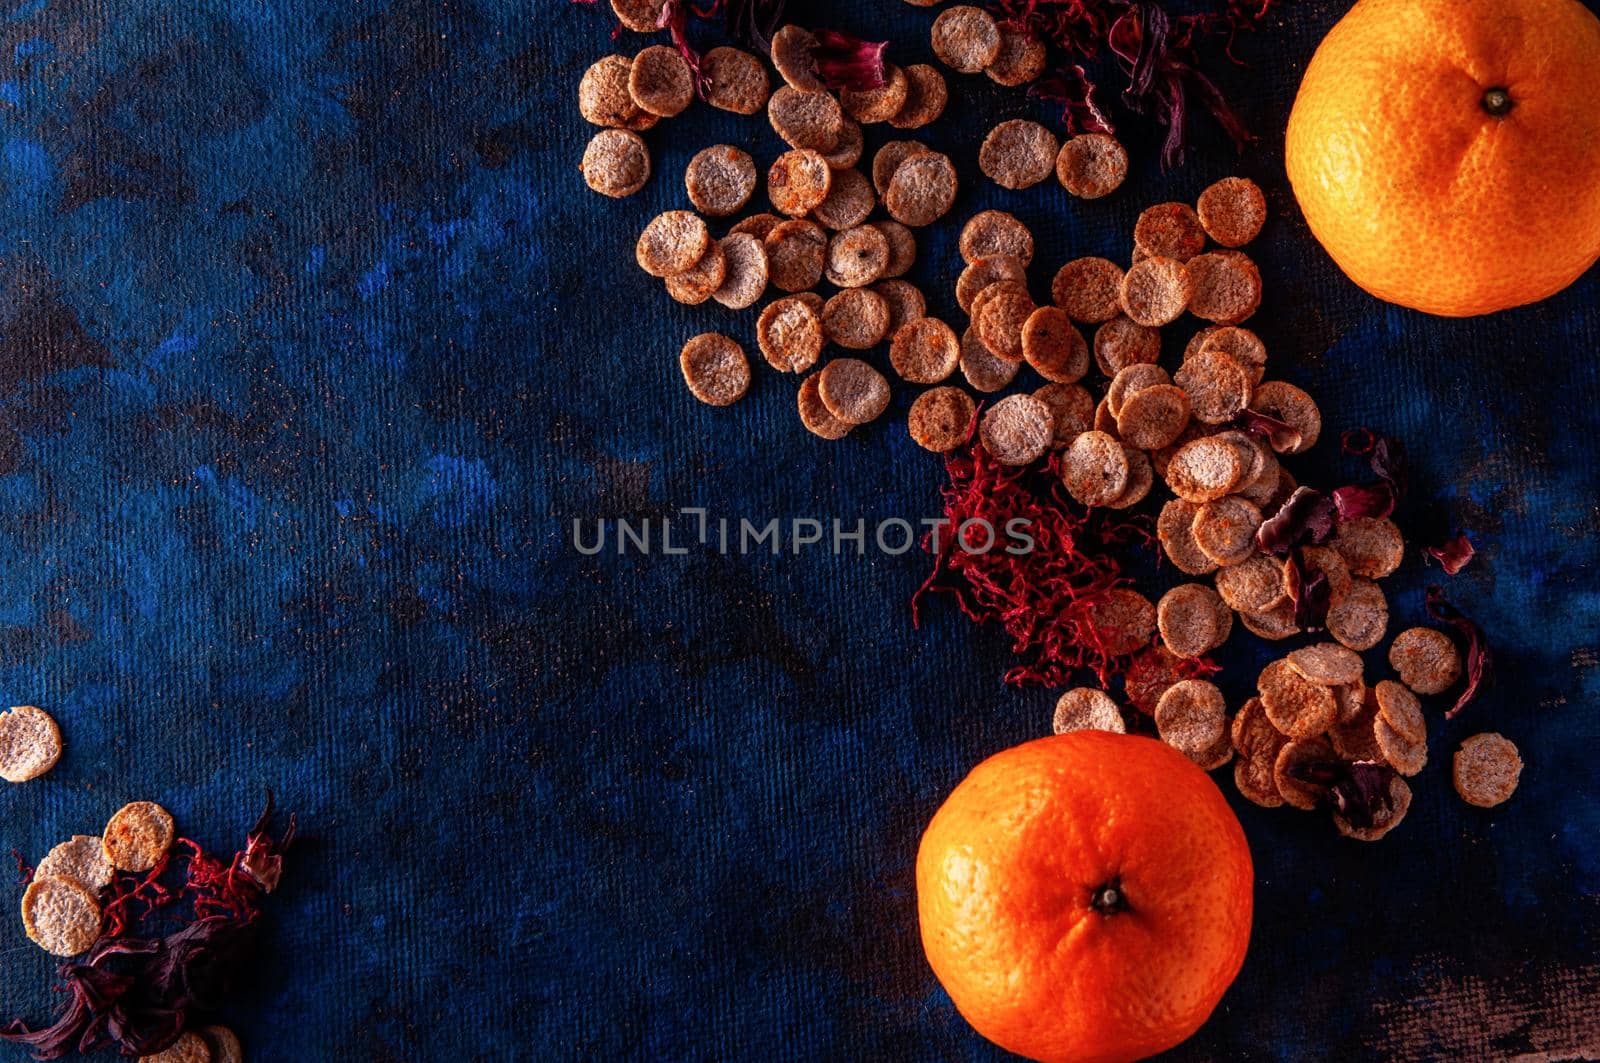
[1285,0,1600,317]
[916,732,1252,1063]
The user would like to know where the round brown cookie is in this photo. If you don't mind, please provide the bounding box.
[818,357,891,424]
[1197,326,1268,385]
[685,145,757,217]
[1155,679,1227,757]
[959,327,1020,392]
[969,280,1031,332]
[770,25,824,93]
[1236,457,1285,509]
[1185,326,1220,361]
[1187,250,1262,324]
[1273,737,1336,811]
[1334,774,1413,841]
[821,288,891,349]
[1055,132,1128,199]
[581,129,651,198]
[1328,578,1389,652]
[103,801,175,872]
[1152,422,1210,479]
[768,149,833,216]
[138,1031,212,1063]
[36,835,114,892]
[1133,202,1207,261]
[1241,599,1301,641]
[628,45,695,117]
[976,395,1052,467]
[979,119,1059,190]
[1231,696,1289,761]
[1453,733,1522,808]
[0,705,60,782]
[712,234,769,310]
[1106,447,1154,509]
[1092,316,1160,377]
[756,296,824,372]
[884,151,958,226]
[1287,643,1364,687]
[812,167,876,232]
[1328,693,1384,762]
[1115,384,1191,450]
[1174,349,1253,424]
[1092,397,1117,438]
[1197,176,1267,247]
[1033,383,1095,448]
[1157,584,1230,658]
[578,55,654,129]
[1333,516,1405,579]
[769,85,843,151]
[1374,678,1426,744]
[200,1026,245,1063]
[890,316,960,383]
[1158,498,1218,575]
[956,255,1027,313]
[1053,688,1127,734]
[960,210,1034,266]
[874,279,927,336]
[1085,588,1157,656]
[888,64,948,129]
[22,875,100,956]
[1289,545,1353,608]
[871,139,931,196]
[794,291,824,314]
[1389,627,1462,695]
[1375,712,1428,777]
[797,372,853,439]
[636,211,710,277]
[974,286,1035,362]
[1021,307,1088,382]
[730,213,783,240]
[701,46,770,114]
[664,241,728,305]
[824,224,890,287]
[1249,381,1321,454]
[1216,553,1286,613]
[1333,679,1368,725]
[679,333,751,406]
[1258,658,1337,740]
[842,64,909,124]
[874,220,918,278]
[822,118,865,169]
[1061,430,1130,507]
[1104,364,1172,418]
[931,5,1002,72]
[1049,257,1122,324]
[1124,646,1190,716]
[908,386,976,452]
[1192,495,1263,567]
[986,24,1047,86]
[1119,256,1193,327]
[611,0,667,32]
[763,219,828,291]
[1234,754,1285,808]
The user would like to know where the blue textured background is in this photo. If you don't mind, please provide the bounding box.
[0,0,1592,1059]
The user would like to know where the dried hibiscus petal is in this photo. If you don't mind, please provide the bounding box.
[1425,586,1492,719]
[810,29,887,91]
[1284,549,1331,631]
[1331,481,1396,520]
[1424,531,1475,575]
[1031,65,1115,135]
[1257,486,1337,556]
[1238,408,1303,453]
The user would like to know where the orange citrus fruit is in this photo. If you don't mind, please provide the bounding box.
[916,732,1253,1063]
[1285,0,1600,317]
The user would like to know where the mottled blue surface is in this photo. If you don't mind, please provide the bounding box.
[0,0,1591,1059]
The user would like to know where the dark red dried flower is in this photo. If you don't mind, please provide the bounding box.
[1257,486,1337,556]
[914,438,1157,688]
[1,796,296,1060]
[659,0,712,95]
[719,0,786,55]
[1237,408,1303,453]
[1424,532,1475,575]
[1288,759,1398,829]
[1284,549,1331,630]
[1425,586,1492,719]
[809,29,888,90]
[1031,65,1115,134]
[1331,481,1396,520]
